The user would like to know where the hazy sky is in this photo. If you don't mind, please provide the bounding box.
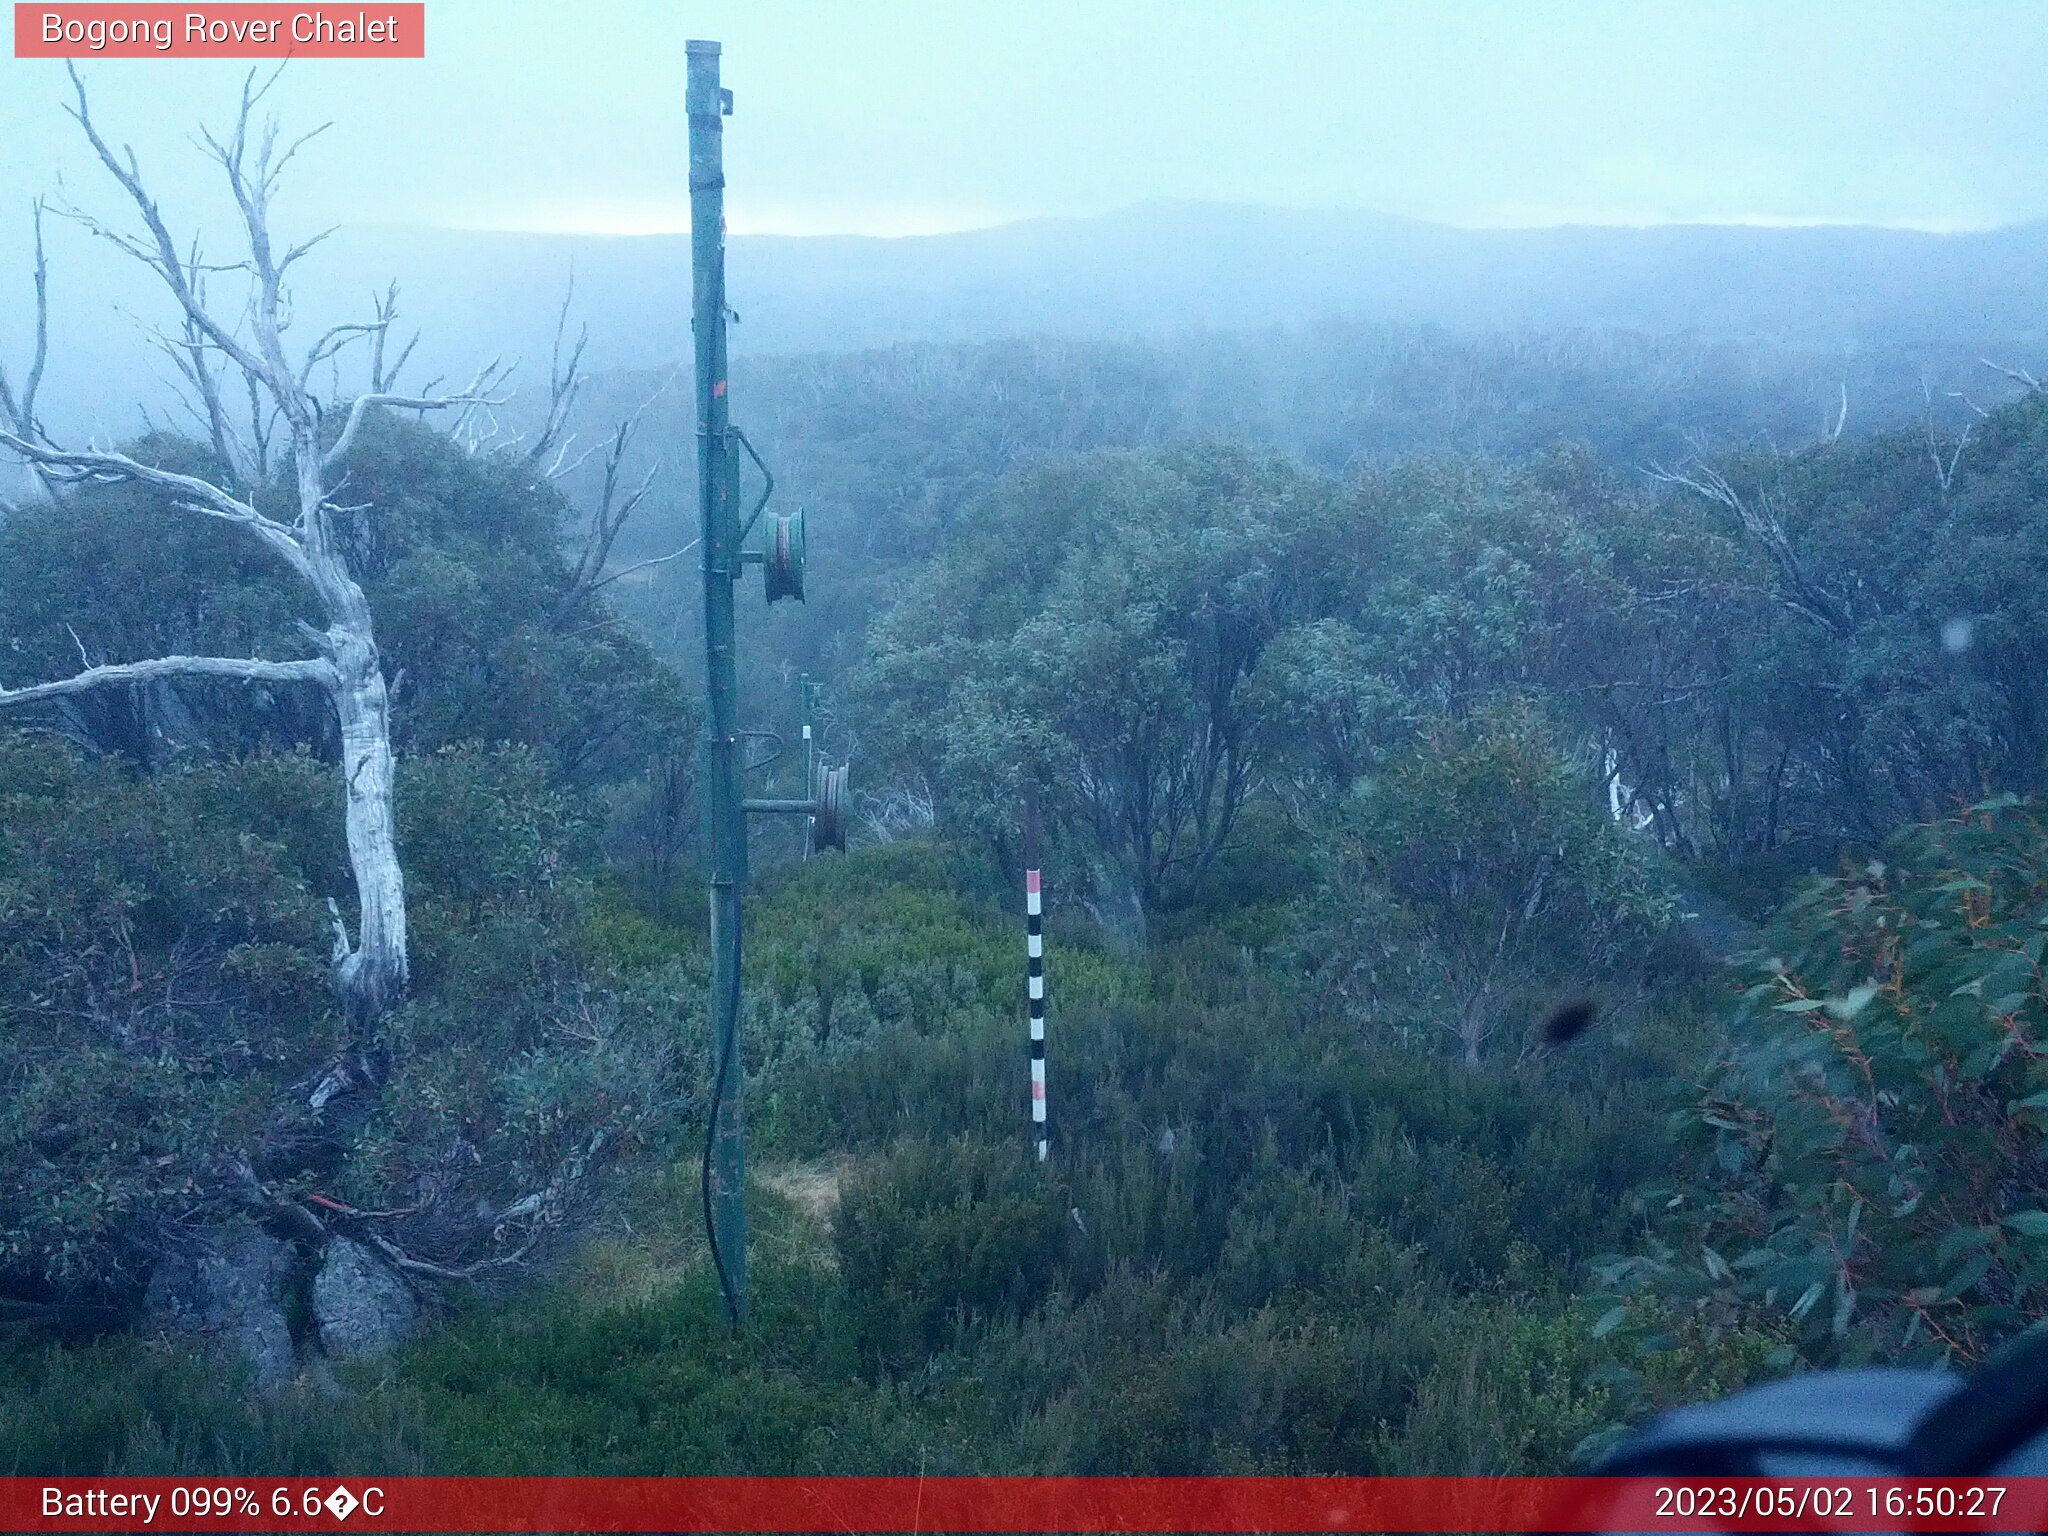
[1,0,2046,240]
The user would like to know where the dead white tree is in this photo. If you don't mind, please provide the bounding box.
[1922,379,1971,497]
[0,66,502,1058]
[1647,457,1855,639]
[550,383,694,629]
[0,199,64,505]
[1979,357,2043,393]
[1823,382,1848,444]
[449,283,689,632]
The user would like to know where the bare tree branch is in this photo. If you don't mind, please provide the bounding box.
[0,199,58,498]
[522,278,589,470]
[0,200,51,436]
[0,652,335,710]
[297,320,384,390]
[243,365,276,479]
[583,538,700,596]
[323,358,507,471]
[362,1227,540,1281]
[1922,378,1971,496]
[551,374,680,626]
[193,76,321,433]
[369,285,420,395]
[1929,421,1970,495]
[148,248,241,479]
[60,62,279,395]
[0,430,313,574]
[1980,357,2042,392]
[1648,458,1855,637]
[1824,382,1848,443]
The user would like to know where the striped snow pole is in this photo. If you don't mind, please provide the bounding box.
[1025,785,1048,1161]
[1027,867,1047,1160]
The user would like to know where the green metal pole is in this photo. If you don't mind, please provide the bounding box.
[688,37,746,1326]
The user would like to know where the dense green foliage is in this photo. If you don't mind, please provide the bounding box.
[861,396,2048,916]
[0,729,681,1309]
[1295,702,1675,1063]
[859,443,1334,914]
[5,850,1748,1476]
[0,418,693,1314]
[5,327,2048,1480]
[0,737,334,1299]
[1607,795,2048,1368]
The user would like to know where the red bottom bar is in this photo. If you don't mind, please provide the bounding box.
[7,1476,2048,1533]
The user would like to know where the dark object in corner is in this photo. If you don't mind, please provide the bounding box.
[1540,996,1600,1046]
[1596,1330,2048,1479]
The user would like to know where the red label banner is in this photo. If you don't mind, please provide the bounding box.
[5,1476,2048,1532]
[14,4,425,57]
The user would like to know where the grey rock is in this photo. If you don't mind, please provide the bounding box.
[143,1222,299,1387]
[312,1236,419,1358]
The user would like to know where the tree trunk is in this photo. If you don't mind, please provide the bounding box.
[291,418,411,1043]
[324,596,408,1039]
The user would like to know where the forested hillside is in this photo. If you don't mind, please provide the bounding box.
[7,316,2048,1471]
[4,61,2048,1480]
[564,322,2035,748]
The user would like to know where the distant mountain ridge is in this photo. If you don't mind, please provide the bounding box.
[316,200,2048,374]
[12,201,2048,444]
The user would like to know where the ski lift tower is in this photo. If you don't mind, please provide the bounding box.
[688,39,848,1328]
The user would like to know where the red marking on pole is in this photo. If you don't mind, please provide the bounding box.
[713,379,727,398]
[1031,1080,1046,1101]
[1026,869,1041,894]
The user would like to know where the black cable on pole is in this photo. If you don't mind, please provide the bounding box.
[700,927,743,1322]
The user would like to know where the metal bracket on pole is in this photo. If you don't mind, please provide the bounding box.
[734,428,776,544]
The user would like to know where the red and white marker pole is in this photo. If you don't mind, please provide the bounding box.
[1025,782,1048,1161]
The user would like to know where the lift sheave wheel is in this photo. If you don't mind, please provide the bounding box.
[764,509,806,603]
[811,761,849,852]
